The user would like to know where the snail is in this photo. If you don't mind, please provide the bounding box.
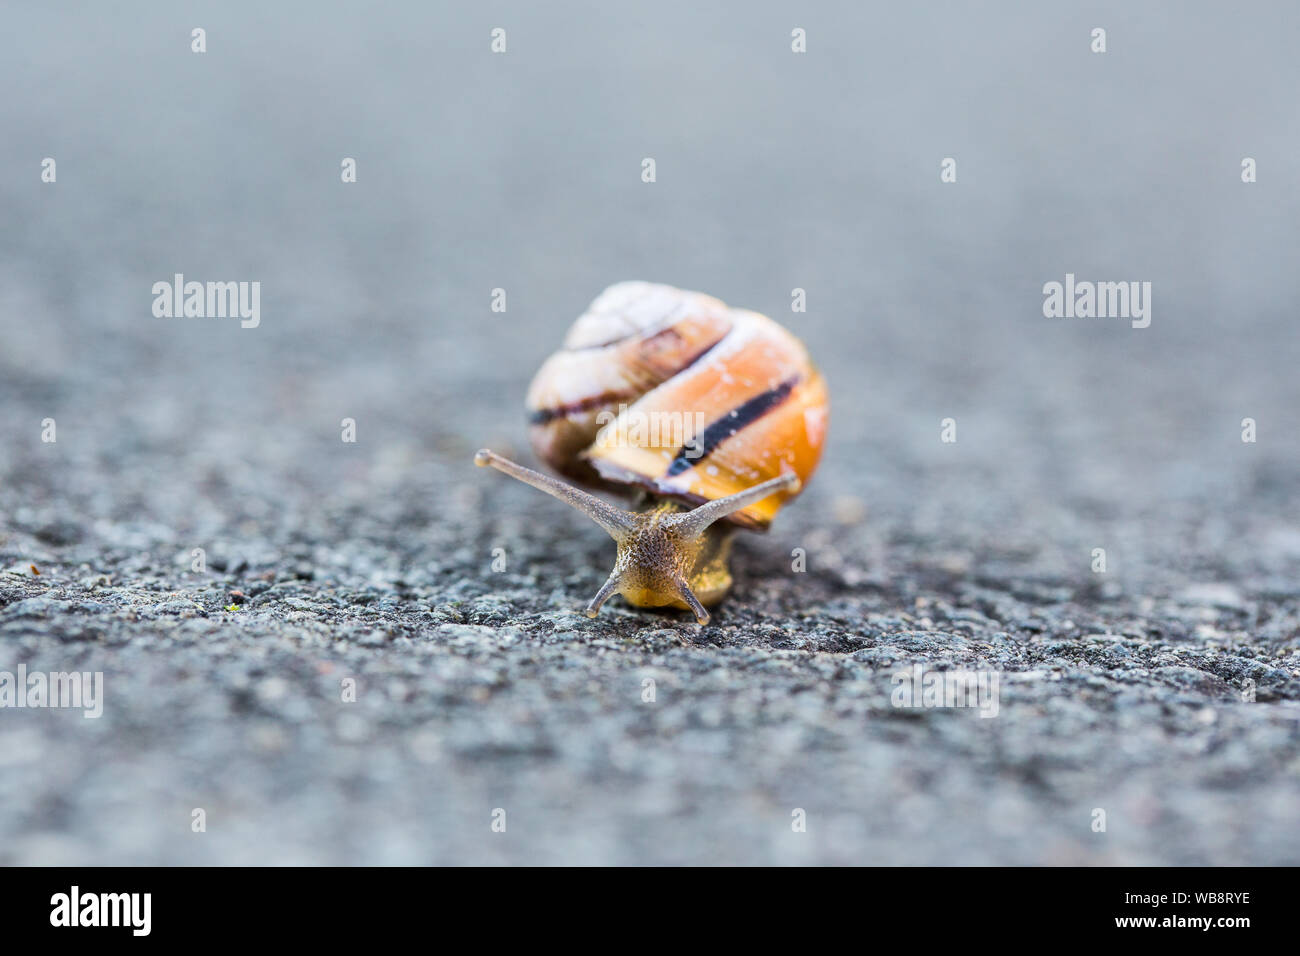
[476,281,828,624]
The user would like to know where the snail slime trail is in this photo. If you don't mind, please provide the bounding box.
[477,282,829,624]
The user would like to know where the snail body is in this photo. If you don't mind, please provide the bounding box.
[476,281,828,624]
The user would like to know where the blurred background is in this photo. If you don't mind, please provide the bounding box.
[4,2,1299,573]
[1,2,1297,865]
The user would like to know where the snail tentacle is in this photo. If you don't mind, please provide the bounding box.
[667,472,801,540]
[674,579,711,626]
[475,449,636,538]
[584,570,623,618]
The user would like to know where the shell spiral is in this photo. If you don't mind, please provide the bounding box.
[525,282,829,529]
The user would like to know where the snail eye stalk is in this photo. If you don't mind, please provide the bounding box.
[474,449,636,539]
[661,472,800,540]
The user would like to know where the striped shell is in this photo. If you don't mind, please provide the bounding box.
[525,282,828,529]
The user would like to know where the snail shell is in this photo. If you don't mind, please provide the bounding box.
[525,281,829,530]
